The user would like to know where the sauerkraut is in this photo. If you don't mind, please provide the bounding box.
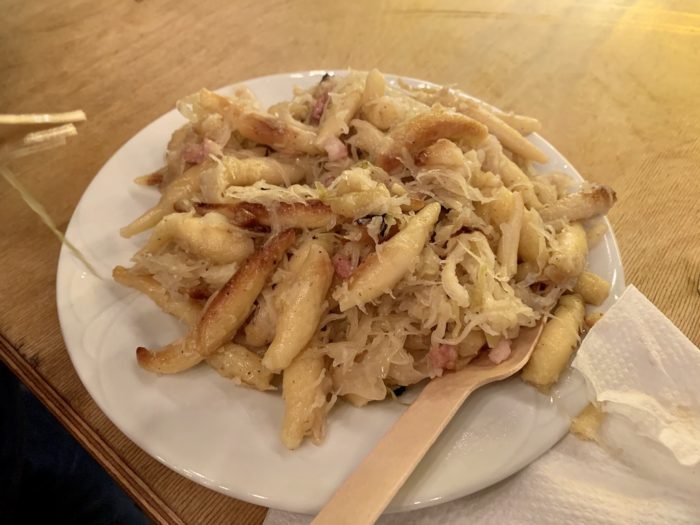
[115,69,616,448]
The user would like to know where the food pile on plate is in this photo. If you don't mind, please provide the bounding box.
[114,70,615,449]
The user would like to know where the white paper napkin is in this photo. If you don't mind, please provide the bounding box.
[263,286,700,525]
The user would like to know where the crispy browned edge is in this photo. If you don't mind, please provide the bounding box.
[540,184,617,222]
[134,168,165,186]
[379,111,489,171]
[135,339,202,374]
[195,202,269,228]
[581,184,617,211]
[274,201,335,227]
[196,201,335,229]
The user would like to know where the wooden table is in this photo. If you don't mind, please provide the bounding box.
[2,0,699,523]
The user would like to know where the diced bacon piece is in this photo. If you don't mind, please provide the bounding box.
[488,339,512,364]
[182,138,221,164]
[310,91,330,123]
[323,136,348,161]
[332,254,354,279]
[182,143,206,164]
[428,344,458,372]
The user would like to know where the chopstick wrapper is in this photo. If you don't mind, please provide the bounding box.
[263,286,700,525]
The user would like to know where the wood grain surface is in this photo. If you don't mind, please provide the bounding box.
[1,0,698,523]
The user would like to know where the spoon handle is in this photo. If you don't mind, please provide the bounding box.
[310,370,481,525]
[311,324,542,525]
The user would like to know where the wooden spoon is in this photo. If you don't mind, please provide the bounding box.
[311,323,543,525]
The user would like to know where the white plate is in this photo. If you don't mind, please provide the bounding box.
[56,71,625,514]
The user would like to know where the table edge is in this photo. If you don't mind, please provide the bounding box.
[0,331,187,525]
